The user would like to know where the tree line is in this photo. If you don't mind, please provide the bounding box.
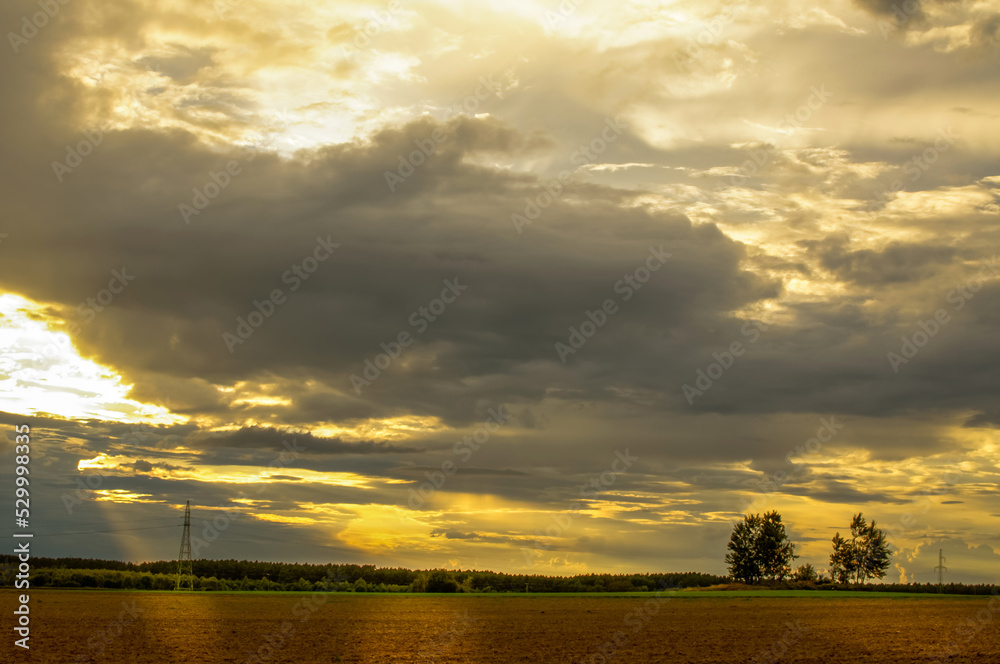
[0,556,725,592]
[726,511,892,584]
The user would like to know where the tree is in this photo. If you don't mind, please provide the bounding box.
[829,533,853,583]
[725,511,797,583]
[425,571,458,593]
[758,511,797,581]
[829,513,892,584]
[850,513,891,583]
[726,513,763,584]
[793,564,817,581]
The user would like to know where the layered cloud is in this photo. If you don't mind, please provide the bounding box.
[0,0,997,581]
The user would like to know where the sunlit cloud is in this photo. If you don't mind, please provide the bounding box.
[2,0,998,582]
[0,294,182,424]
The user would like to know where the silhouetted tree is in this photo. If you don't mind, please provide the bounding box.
[726,511,797,583]
[829,513,891,583]
[425,571,459,593]
[794,564,818,581]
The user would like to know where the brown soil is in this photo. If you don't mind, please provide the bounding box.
[5,590,999,663]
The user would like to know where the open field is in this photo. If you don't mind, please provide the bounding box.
[6,589,999,663]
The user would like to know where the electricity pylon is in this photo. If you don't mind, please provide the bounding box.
[176,500,193,590]
[933,549,947,593]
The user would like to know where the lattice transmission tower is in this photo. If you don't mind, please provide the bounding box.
[933,549,947,593]
[176,500,194,590]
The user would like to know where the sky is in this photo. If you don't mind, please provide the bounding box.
[0,0,998,584]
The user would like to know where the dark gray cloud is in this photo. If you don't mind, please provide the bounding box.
[189,426,421,454]
[1,0,998,580]
[805,235,956,285]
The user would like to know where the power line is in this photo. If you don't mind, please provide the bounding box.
[41,517,183,528]
[28,524,182,537]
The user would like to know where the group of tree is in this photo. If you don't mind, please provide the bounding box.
[0,556,727,593]
[726,511,891,584]
[829,513,892,583]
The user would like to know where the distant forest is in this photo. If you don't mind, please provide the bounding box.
[2,556,996,595]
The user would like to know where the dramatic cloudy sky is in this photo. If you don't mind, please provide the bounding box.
[1,0,998,583]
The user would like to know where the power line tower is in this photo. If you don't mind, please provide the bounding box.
[176,500,193,590]
[933,549,947,593]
